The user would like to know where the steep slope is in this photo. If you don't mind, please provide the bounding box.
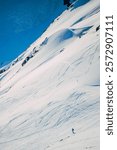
[0,0,100,150]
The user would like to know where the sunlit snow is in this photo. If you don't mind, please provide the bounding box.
[0,0,100,149]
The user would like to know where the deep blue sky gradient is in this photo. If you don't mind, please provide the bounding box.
[0,0,65,67]
[0,0,89,67]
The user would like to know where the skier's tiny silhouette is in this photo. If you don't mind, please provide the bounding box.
[72,128,76,134]
[64,0,71,8]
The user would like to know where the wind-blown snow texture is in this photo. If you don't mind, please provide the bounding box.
[0,0,100,149]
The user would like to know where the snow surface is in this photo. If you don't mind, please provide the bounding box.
[0,0,100,149]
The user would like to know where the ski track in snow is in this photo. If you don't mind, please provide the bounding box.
[0,0,100,149]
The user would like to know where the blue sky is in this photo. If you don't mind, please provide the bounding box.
[0,0,65,67]
[0,0,89,67]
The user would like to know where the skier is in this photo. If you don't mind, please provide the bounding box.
[63,0,71,8]
[72,128,76,134]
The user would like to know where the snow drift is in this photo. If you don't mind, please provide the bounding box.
[0,0,100,149]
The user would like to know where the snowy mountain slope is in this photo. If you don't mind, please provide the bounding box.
[0,0,100,149]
